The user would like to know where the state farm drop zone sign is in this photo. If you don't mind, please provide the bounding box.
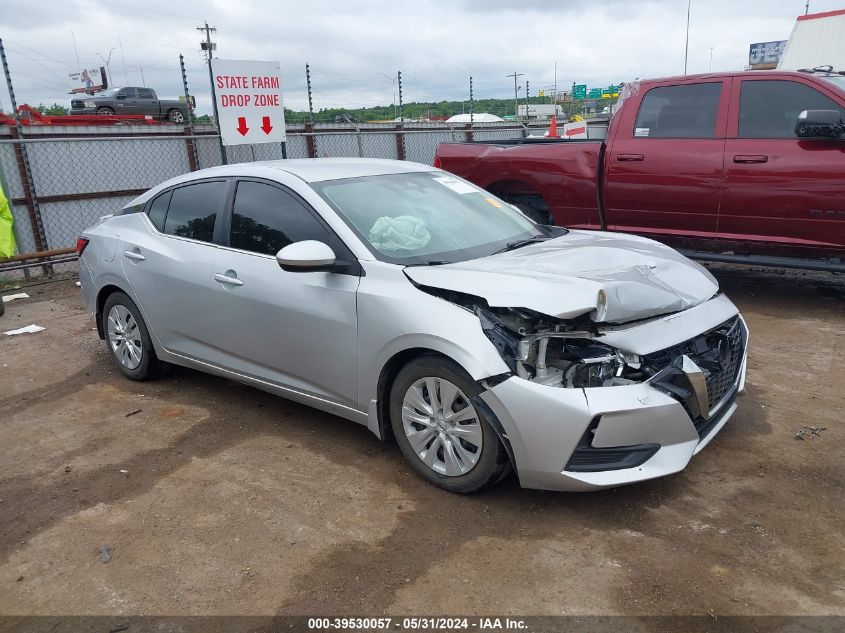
[210,59,287,146]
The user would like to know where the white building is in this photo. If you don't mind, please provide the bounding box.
[778,8,845,71]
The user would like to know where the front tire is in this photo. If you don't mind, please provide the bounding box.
[96,107,115,116]
[102,291,164,381]
[390,356,510,493]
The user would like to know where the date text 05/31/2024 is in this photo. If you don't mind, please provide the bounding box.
[307,617,529,630]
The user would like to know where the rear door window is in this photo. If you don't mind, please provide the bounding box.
[163,181,227,242]
[118,88,138,98]
[634,82,722,138]
[137,88,154,99]
[229,181,334,255]
[738,80,845,138]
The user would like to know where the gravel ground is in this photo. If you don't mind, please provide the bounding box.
[0,266,842,624]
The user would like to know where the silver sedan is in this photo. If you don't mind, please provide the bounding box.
[78,158,747,493]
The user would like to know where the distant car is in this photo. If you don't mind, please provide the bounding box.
[70,87,190,123]
[78,158,747,494]
[334,114,359,124]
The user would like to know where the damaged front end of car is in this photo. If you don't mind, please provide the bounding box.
[415,283,748,491]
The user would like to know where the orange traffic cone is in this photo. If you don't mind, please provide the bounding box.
[548,116,559,138]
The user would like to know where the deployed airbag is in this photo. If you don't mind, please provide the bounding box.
[369,215,431,252]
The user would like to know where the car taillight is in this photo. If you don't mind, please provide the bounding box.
[433,155,442,169]
[76,237,89,256]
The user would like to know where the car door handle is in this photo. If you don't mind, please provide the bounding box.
[616,153,644,161]
[733,154,768,164]
[214,273,244,286]
[123,250,145,261]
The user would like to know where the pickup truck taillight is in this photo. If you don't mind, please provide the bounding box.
[433,156,442,169]
[76,237,89,256]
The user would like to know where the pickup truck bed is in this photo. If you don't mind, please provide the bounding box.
[436,70,845,265]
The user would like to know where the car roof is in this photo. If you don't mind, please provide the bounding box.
[125,158,438,208]
[637,69,841,85]
[195,157,437,183]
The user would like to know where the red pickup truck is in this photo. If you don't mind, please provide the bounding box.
[434,69,845,269]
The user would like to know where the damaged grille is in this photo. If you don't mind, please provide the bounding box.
[645,316,745,414]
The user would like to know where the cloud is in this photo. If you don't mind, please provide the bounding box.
[0,0,840,115]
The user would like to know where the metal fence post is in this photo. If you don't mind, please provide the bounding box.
[395,125,406,161]
[1,38,49,275]
[179,54,199,171]
[305,123,316,158]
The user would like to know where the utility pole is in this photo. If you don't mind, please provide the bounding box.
[306,63,314,124]
[805,1,810,15]
[197,21,226,164]
[684,0,691,74]
[506,71,523,118]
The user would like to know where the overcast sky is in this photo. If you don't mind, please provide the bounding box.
[0,0,841,115]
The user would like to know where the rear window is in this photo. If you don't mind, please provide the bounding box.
[137,88,154,99]
[633,83,722,138]
[163,181,227,242]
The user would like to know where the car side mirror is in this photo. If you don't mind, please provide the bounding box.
[275,240,337,272]
[795,109,843,138]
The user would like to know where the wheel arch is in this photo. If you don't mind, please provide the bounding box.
[373,346,517,479]
[486,179,553,224]
[95,283,131,339]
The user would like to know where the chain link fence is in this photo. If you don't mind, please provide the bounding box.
[0,120,562,283]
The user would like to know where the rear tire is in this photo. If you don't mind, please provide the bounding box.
[102,291,165,381]
[96,107,114,116]
[389,356,510,493]
[168,109,185,124]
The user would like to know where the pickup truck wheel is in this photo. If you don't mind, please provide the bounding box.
[96,107,114,116]
[168,109,185,124]
[502,194,553,225]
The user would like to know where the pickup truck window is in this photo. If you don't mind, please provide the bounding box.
[738,80,845,138]
[633,82,721,139]
[137,88,154,99]
[119,88,138,98]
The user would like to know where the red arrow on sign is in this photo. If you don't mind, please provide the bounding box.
[236,117,249,136]
[261,116,273,134]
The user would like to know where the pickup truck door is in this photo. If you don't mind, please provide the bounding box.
[720,77,845,256]
[136,88,159,117]
[114,88,141,114]
[603,80,730,239]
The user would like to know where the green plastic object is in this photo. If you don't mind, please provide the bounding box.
[0,183,16,258]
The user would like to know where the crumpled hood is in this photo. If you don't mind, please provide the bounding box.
[404,230,719,323]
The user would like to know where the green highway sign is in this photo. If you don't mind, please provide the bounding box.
[588,88,602,99]
[572,84,587,99]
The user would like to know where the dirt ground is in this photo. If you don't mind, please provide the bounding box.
[0,266,842,623]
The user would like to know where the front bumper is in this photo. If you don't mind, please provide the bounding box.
[479,318,748,492]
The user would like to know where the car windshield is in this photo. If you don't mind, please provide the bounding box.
[819,75,845,92]
[312,171,548,265]
[99,88,121,97]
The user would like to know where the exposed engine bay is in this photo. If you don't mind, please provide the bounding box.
[475,306,646,388]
